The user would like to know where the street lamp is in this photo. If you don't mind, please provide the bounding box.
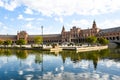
[41,26,43,48]
[41,26,44,79]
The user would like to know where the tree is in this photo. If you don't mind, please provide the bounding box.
[3,40,12,47]
[16,50,28,59]
[0,40,3,45]
[98,38,109,45]
[86,36,97,46]
[4,49,12,57]
[34,36,43,45]
[16,39,27,47]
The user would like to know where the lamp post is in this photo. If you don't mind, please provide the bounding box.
[41,26,43,48]
[41,26,43,78]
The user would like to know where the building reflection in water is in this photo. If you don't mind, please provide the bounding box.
[0,48,120,79]
[0,49,113,71]
[60,49,110,70]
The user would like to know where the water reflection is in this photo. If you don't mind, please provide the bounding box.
[0,49,120,80]
[16,50,28,59]
[35,53,42,64]
[60,49,110,70]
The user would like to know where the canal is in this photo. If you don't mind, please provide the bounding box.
[0,48,120,80]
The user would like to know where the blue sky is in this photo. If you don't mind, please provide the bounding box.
[0,0,120,35]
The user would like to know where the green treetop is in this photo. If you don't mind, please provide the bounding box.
[34,36,43,45]
[98,38,109,45]
[16,39,27,47]
[86,36,97,45]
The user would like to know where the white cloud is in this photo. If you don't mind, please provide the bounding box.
[1,0,120,16]
[0,0,3,7]
[37,18,44,21]
[0,22,2,25]
[10,18,14,21]
[4,16,8,19]
[25,18,34,21]
[0,22,16,34]
[24,8,33,14]
[21,22,42,34]
[99,19,120,29]
[24,22,34,29]
[43,26,62,34]
[0,0,20,11]
[0,22,8,30]
[0,0,119,16]
[17,14,24,20]
[17,14,34,21]
[55,17,63,23]
[20,22,61,34]
[66,19,91,30]
[65,19,120,30]
[20,0,120,16]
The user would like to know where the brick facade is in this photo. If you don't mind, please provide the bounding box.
[61,20,100,43]
[0,20,119,44]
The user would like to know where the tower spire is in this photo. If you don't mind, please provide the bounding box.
[61,25,65,33]
[92,20,97,28]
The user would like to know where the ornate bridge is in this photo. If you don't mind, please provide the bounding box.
[97,27,120,45]
[109,40,120,45]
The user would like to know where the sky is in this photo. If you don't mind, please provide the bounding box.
[0,0,120,35]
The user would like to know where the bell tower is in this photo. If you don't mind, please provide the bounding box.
[61,25,66,43]
[92,20,97,29]
[61,25,65,33]
[17,31,28,41]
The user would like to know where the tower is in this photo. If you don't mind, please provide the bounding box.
[61,26,66,42]
[61,25,65,33]
[92,20,97,29]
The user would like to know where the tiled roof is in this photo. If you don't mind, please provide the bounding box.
[98,27,120,33]
[28,34,61,38]
[0,35,16,40]
[0,35,16,38]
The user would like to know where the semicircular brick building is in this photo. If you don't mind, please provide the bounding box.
[0,21,120,44]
